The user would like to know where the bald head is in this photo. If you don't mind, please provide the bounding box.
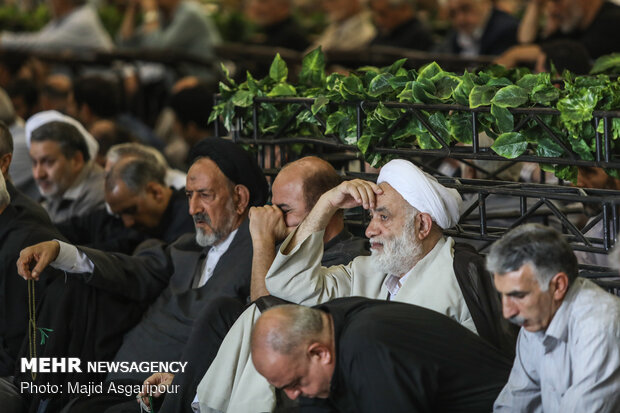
[252,305,326,356]
[251,305,335,400]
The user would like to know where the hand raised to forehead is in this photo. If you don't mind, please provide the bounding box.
[249,205,292,243]
[323,179,383,211]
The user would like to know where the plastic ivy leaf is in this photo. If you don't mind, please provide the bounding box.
[491,132,528,158]
[491,104,514,133]
[469,85,496,108]
[590,53,620,75]
[300,47,326,87]
[368,73,394,97]
[491,85,529,108]
[269,53,288,83]
[418,61,443,80]
[38,328,53,345]
[311,96,329,115]
[557,88,599,124]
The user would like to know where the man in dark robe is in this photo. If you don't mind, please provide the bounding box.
[0,173,65,413]
[252,297,513,413]
[15,138,268,413]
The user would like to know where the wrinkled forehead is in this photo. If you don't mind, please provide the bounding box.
[375,182,410,211]
[187,158,229,189]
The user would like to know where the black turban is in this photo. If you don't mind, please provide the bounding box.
[189,137,269,207]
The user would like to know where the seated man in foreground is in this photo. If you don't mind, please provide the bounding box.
[252,298,513,412]
[488,224,620,412]
[193,159,514,413]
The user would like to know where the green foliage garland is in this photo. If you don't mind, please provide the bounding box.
[210,48,620,182]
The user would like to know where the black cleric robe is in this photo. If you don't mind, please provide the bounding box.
[317,297,513,413]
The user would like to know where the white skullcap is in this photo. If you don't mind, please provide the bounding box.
[377,159,462,229]
[25,110,99,161]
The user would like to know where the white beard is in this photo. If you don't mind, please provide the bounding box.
[369,218,423,277]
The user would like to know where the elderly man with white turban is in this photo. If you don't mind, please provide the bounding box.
[181,159,515,413]
[26,110,105,223]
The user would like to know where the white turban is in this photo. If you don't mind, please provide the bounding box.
[25,110,99,161]
[377,159,462,229]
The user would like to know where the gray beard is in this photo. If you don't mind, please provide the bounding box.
[370,227,423,277]
[193,210,234,247]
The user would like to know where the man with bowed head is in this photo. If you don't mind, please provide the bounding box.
[251,298,512,412]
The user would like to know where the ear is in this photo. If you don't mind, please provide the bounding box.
[70,150,85,172]
[550,272,570,301]
[0,152,12,176]
[416,212,434,240]
[307,342,332,365]
[233,184,250,215]
[146,181,165,200]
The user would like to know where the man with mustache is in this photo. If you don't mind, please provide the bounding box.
[488,224,620,412]
[194,159,514,413]
[16,137,268,412]
[26,110,106,223]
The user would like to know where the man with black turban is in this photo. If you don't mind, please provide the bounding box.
[15,138,268,412]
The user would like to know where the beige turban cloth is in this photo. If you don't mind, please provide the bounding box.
[377,159,462,229]
[25,110,99,161]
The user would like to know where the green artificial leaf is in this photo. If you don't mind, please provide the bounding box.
[231,90,254,107]
[531,83,560,105]
[516,73,541,93]
[245,71,260,94]
[590,53,620,75]
[554,165,578,183]
[269,53,288,83]
[491,85,529,108]
[487,77,513,88]
[267,83,296,97]
[387,75,410,90]
[607,168,620,179]
[397,81,414,102]
[453,71,475,106]
[220,62,236,86]
[433,72,460,101]
[411,78,440,103]
[418,61,443,80]
[568,136,594,160]
[491,104,514,133]
[311,96,329,115]
[535,137,565,158]
[469,85,496,108]
[340,75,364,99]
[384,58,407,75]
[417,132,442,149]
[325,111,349,136]
[357,132,373,154]
[427,112,452,146]
[374,102,400,121]
[447,112,473,144]
[491,132,528,158]
[557,88,600,124]
[221,100,235,131]
[368,73,394,97]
